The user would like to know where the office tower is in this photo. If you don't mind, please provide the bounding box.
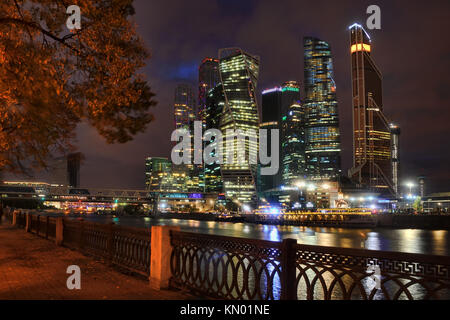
[174,84,196,130]
[145,157,191,192]
[390,124,401,196]
[281,99,307,186]
[67,153,82,188]
[204,84,224,193]
[260,87,282,191]
[348,23,395,196]
[198,58,220,126]
[260,81,305,190]
[218,48,260,206]
[49,153,82,187]
[174,84,202,191]
[145,157,172,191]
[418,176,426,197]
[303,37,342,181]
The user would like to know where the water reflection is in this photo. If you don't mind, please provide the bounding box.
[68,215,450,255]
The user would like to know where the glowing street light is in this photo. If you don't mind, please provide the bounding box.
[322,183,330,190]
[405,181,415,194]
[295,180,306,189]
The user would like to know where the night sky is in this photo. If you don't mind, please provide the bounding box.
[16,0,450,194]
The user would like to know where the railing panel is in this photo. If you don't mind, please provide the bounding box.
[170,231,283,300]
[169,231,450,300]
[294,244,450,300]
[61,219,151,277]
[112,226,151,276]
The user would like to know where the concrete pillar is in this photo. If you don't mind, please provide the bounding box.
[149,226,180,290]
[55,217,64,246]
[25,213,31,232]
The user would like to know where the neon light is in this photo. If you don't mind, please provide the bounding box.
[282,87,300,93]
[262,87,281,95]
[348,23,371,40]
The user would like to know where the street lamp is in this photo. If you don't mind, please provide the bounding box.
[405,182,415,194]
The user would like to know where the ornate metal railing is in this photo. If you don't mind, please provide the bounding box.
[169,231,450,300]
[170,231,284,300]
[7,212,151,277]
[28,214,57,240]
[62,219,151,276]
[294,244,450,300]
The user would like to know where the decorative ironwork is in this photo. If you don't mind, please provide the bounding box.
[170,231,283,300]
[294,244,450,300]
[63,219,151,276]
[170,231,450,300]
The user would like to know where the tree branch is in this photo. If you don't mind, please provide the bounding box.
[0,17,80,54]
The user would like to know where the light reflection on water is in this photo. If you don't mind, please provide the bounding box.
[67,215,450,299]
[71,215,450,255]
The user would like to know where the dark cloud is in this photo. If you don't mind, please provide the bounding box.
[60,0,450,192]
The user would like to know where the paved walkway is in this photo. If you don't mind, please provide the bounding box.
[0,221,192,300]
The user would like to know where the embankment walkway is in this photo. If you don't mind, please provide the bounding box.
[0,223,191,300]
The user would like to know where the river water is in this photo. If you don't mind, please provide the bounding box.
[73,215,450,256]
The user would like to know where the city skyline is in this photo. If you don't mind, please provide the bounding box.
[5,0,450,195]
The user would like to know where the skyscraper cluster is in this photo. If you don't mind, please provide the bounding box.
[147,22,400,210]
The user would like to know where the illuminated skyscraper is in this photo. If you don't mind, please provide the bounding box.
[303,37,342,181]
[198,58,220,126]
[390,124,401,195]
[173,84,202,192]
[218,48,260,206]
[348,24,395,196]
[260,81,306,190]
[281,98,307,186]
[204,84,224,193]
[174,83,196,130]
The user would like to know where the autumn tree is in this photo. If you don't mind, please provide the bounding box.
[0,0,156,174]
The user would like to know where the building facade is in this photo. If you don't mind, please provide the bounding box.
[174,83,196,130]
[303,37,342,181]
[198,58,220,127]
[390,124,401,195]
[348,24,395,197]
[218,48,260,206]
[260,81,306,190]
[204,84,224,193]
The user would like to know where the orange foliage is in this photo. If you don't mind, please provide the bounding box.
[0,0,156,173]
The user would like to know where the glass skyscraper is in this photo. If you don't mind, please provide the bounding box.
[348,24,395,196]
[174,83,196,130]
[260,81,306,190]
[198,58,220,127]
[303,37,342,181]
[218,48,260,206]
[204,84,224,193]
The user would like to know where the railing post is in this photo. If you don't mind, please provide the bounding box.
[55,217,64,246]
[45,216,49,239]
[12,211,17,226]
[79,219,85,250]
[36,215,40,236]
[25,213,31,232]
[149,226,180,290]
[107,222,115,264]
[281,238,297,300]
